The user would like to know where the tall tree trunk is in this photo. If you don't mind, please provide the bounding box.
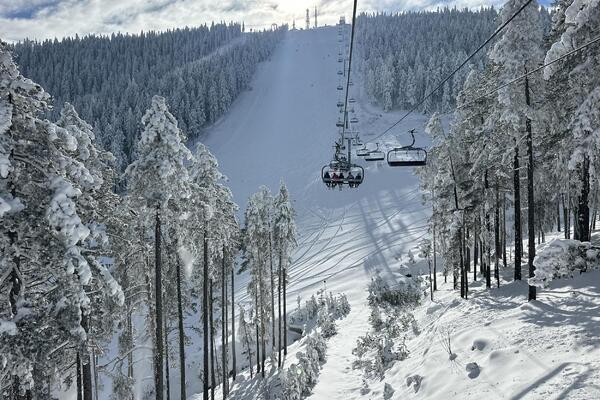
[494,181,500,288]
[175,250,186,400]
[283,265,288,356]
[525,74,536,301]
[81,313,93,400]
[255,292,260,375]
[93,352,99,400]
[432,188,438,291]
[513,141,522,281]
[210,282,215,400]
[269,229,276,360]
[221,251,228,399]
[278,249,283,367]
[557,196,561,232]
[503,195,507,268]
[574,157,590,242]
[154,208,164,400]
[164,316,170,400]
[231,268,236,381]
[485,171,491,289]
[76,353,83,400]
[473,218,478,281]
[255,324,260,374]
[203,233,209,400]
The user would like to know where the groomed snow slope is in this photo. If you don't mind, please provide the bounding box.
[203,25,429,313]
[200,26,600,400]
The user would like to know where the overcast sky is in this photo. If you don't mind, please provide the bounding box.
[0,0,539,43]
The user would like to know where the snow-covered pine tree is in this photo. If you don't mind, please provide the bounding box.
[273,181,297,360]
[56,102,125,400]
[124,95,192,400]
[544,0,600,243]
[0,43,122,399]
[243,186,273,377]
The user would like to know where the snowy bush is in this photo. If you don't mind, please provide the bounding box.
[530,239,600,287]
[280,292,350,399]
[282,332,328,399]
[317,307,337,338]
[352,334,409,379]
[368,274,422,309]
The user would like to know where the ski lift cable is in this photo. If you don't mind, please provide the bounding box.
[369,0,536,143]
[449,34,600,114]
[341,0,359,144]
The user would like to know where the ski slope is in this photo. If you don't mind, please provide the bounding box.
[202,25,431,398]
[204,26,430,298]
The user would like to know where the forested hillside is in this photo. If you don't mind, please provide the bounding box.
[12,24,285,170]
[355,7,549,112]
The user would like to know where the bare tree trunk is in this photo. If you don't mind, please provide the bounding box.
[76,353,83,400]
[175,249,186,400]
[557,196,561,232]
[525,74,536,302]
[210,282,215,400]
[432,188,438,291]
[283,265,288,356]
[574,157,591,242]
[485,171,491,289]
[503,195,507,268]
[255,292,260,375]
[221,250,228,399]
[154,208,164,400]
[494,181,500,288]
[164,316,170,400]
[514,141,522,281]
[81,313,93,400]
[231,268,236,381]
[278,249,283,367]
[473,217,478,281]
[203,233,209,400]
[268,229,276,362]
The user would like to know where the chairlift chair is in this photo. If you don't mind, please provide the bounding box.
[337,70,344,75]
[356,145,370,157]
[322,160,364,189]
[349,97,356,103]
[387,129,428,167]
[337,101,344,107]
[364,143,385,161]
[337,85,344,90]
[336,119,344,128]
[350,116,359,124]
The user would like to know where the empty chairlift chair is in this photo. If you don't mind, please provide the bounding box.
[364,143,385,161]
[387,129,427,167]
[350,116,359,124]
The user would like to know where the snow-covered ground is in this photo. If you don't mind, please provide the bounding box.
[197,26,600,400]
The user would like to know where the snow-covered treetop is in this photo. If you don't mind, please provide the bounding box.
[125,95,192,208]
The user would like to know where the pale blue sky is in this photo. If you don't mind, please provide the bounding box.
[0,0,550,42]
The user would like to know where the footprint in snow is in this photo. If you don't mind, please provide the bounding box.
[466,362,480,379]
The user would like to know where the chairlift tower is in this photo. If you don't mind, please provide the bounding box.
[306,9,310,30]
[314,6,318,28]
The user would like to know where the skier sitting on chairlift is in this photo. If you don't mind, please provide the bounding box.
[347,171,355,188]
[331,171,338,188]
[324,171,332,188]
